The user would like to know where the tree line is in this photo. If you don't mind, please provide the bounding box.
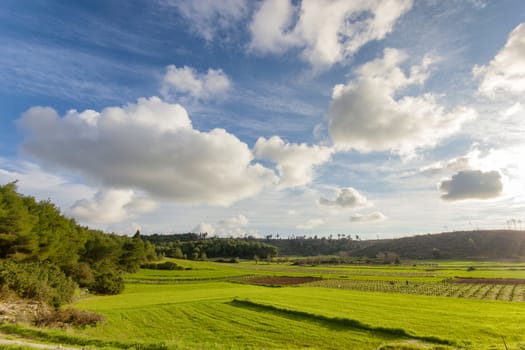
[0,182,156,307]
[144,234,278,260]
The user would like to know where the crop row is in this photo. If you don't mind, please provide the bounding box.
[304,279,525,302]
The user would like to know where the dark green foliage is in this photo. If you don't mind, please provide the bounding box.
[267,236,359,256]
[141,261,183,270]
[0,260,76,308]
[118,231,156,273]
[81,230,122,265]
[91,271,125,295]
[64,262,95,287]
[144,235,278,260]
[353,230,525,260]
[146,233,200,243]
[24,198,86,267]
[0,182,157,303]
[0,182,38,260]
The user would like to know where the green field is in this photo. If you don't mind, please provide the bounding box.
[2,259,525,349]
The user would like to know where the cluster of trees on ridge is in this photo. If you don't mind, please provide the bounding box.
[353,230,525,260]
[145,230,525,263]
[144,233,278,260]
[0,182,156,307]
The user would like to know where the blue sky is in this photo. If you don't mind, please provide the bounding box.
[1,0,525,238]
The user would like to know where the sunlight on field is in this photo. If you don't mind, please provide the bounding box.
[4,259,525,349]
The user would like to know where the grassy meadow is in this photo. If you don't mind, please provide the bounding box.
[2,259,525,349]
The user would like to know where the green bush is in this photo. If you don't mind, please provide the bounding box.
[90,272,124,295]
[0,260,76,308]
[141,261,183,270]
[63,262,95,287]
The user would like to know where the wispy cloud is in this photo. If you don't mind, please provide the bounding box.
[160,0,249,42]
[474,23,525,99]
[0,40,153,104]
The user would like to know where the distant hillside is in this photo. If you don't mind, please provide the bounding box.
[353,230,525,260]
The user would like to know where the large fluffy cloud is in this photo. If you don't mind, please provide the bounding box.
[254,136,333,188]
[18,97,276,206]
[249,0,413,69]
[161,65,231,101]
[327,48,476,156]
[69,189,156,225]
[439,170,503,201]
[474,23,525,98]
[319,187,369,208]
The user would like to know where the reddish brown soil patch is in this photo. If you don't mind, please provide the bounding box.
[452,278,525,284]
[244,276,322,286]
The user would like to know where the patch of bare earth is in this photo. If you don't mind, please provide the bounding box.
[244,276,322,286]
[0,300,52,324]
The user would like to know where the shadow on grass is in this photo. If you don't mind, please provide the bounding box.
[229,298,454,346]
[0,323,168,350]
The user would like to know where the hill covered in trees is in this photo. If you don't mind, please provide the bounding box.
[0,182,156,307]
[143,230,525,262]
[352,230,525,260]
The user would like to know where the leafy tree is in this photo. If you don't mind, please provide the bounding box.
[26,199,85,267]
[0,182,38,260]
[0,260,76,308]
[91,271,124,295]
[119,234,147,273]
[0,182,157,302]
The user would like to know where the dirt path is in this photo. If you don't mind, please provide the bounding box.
[0,335,88,349]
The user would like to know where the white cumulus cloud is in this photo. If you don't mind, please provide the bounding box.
[254,136,333,188]
[69,189,156,225]
[161,65,231,101]
[319,187,369,209]
[474,23,525,98]
[327,48,476,156]
[439,170,503,201]
[249,0,413,70]
[18,97,276,206]
[350,211,386,223]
